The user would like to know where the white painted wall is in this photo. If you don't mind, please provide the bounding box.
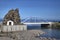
[7,20,14,26]
[2,25,27,32]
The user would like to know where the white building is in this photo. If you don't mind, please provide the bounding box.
[1,20,27,32]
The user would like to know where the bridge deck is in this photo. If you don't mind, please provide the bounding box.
[22,22,53,24]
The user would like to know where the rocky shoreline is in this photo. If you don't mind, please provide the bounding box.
[0,30,60,40]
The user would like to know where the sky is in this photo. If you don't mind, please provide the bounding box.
[0,0,60,20]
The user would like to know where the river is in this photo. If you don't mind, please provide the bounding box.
[27,25,60,39]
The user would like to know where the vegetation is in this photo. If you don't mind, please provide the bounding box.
[3,8,21,25]
[52,22,60,29]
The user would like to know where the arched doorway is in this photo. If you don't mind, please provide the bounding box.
[7,20,14,25]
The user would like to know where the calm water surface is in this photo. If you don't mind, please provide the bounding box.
[27,25,60,39]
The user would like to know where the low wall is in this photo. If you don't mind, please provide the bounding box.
[1,25,27,32]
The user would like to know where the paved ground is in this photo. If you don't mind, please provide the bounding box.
[0,30,59,40]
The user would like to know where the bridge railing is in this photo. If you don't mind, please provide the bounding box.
[21,22,54,24]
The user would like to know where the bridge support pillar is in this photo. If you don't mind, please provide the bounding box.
[48,24,53,28]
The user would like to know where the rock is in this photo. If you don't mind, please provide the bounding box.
[52,38,56,40]
[48,37,52,40]
[3,8,21,25]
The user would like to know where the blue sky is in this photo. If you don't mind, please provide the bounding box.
[0,0,60,20]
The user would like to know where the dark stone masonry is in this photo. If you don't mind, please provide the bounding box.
[3,8,21,25]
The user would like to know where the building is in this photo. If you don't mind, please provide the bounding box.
[0,8,27,32]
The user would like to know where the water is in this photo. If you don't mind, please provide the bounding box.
[27,25,60,39]
[40,29,60,39]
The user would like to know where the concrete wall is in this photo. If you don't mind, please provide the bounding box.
[1,25,27,32]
